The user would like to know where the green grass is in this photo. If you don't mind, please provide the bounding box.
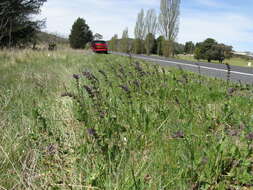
[1,49,253,189]
[175,54,253,67]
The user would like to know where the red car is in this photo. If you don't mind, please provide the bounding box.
[91,40,108,54]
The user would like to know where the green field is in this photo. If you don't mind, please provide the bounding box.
[175,54,253,67]
[1,49,253,189]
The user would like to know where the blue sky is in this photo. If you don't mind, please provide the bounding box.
[38,0,253,52]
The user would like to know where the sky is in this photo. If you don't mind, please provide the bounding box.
[38,0,253,52]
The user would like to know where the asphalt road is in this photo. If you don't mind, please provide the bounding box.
[112,52,253,84]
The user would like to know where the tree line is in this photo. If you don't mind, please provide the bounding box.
[109,0,181,57]
[108,0,233,63]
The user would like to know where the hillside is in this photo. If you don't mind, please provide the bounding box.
[37,31,69,44]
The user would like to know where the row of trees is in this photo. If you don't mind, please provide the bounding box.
[109,0,181,57]
[109,34,232,63]
[0,0,47,48]
[108,0,232,63]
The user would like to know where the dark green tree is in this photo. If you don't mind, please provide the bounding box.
[184,41,195,54]
[194,38,233,63]
[163,40,174,57]
[145,33,156,55]
[173,42,185,55]
[69,18,93,49]
[109,34,118,51]
[194,44,202,61]
[120,28,130,53]
[0,0,47,48]
[156,35,165,56]
[211,43,233,63]
[133,38,143,54]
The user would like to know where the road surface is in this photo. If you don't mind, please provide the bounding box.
[112,52,253,84]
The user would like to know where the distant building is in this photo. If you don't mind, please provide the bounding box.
[233,51,253,58]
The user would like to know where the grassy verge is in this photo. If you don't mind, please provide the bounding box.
[1,49,253,189]
[175,54,253,67]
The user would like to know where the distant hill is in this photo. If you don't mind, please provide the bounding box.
[37,32,69,44]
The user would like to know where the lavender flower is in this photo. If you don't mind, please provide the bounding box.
[119,84,130,93]
[82,71,98,82]
[227,129,239,137]
[72,74,80,80]
[119,84,131,98]
[87,128,98,139]
[119,66,127,77]
[61,92,77,100]
[46,144,58,155]
[227,88,236,96]
[133,80,141,88]
[134,62,146,76]
[172,131,185,139]
[98,70,108,80]
[83,85,95,98]
[246,132,253,141]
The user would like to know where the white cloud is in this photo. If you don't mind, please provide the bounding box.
[178,11,253,51]
[39,0,158,40]
[194,0,221,7]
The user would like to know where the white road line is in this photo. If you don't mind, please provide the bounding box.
[131,55,253,77]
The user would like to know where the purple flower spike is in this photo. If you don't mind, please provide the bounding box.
[246,132,253,141]
[87,128,98,139]
[172,131,185,139]
[73,74,80,80]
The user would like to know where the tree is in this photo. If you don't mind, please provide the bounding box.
[184,41,195,54]
[69,18,93,49]
[211,43,233,63]
[157,35,165,56]
[133,38,143,54]
[134,9,145,54]
[145,9,157,36]
[158,0,181,57]
[144,9,157,55]
[194,44,202,61]
[121,28,130,53]
[134,9,145,41]
[109,34,118,51]
[173,42,184,55]
[194,38,233,63]
[163,40,173,57]
[145,33,156,55]
[194,38,217,62]
[0,0,47,48]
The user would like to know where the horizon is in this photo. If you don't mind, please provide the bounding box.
[38,0,253,52]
